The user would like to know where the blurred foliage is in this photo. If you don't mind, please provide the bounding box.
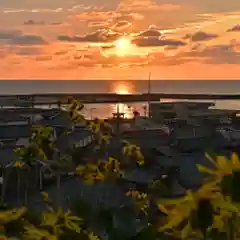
[1,98,240,239]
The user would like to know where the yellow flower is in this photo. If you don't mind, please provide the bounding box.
[88,232,101,240]
[197,152,240,179]
[122,141,145,166]
[88,121,100,133]
[41,192,49,201]
[75,163,105,184]
[157,182,220,233]
[125,190,149,214]
[13,161,24,168]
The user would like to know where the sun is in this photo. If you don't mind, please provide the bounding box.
[114,37,132,56]
[112,81,134,95]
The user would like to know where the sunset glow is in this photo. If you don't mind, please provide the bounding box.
[0,0,239,79]
[114,37,132,56]
[115,85,130,95]
[112,81,134,95]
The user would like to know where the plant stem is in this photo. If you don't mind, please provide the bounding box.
[17,169,20,205]
[228,213,236,240]
[0,169,5,204]
[25,169,29,205]
[56,174,61,208]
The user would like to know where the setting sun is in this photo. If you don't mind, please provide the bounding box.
[111,81,135,95]
[114,37,132,56]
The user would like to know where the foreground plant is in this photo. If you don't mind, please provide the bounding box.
[24,208,82,239]
[3,97,240,240]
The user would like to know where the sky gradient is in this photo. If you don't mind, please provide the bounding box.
[0,0,239,79]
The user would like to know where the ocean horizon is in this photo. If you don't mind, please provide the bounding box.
[1,80,240,118]
[1,80,240,94]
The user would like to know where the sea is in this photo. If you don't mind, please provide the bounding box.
[0,80,240,119]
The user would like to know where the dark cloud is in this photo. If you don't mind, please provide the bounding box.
[227,25,240,32]
[164,45,180,50]
[132,37,186,47]
[10,47,43,56]
[183,43,240,64]
[137,29,162,37]
[0,30,21,40]
[9,35,47,45]
[51,22,63,25]
[146,42,240,67]
[184,31,218,41]
[0,30,47,46]
[24,20,45,25]
[58,29,121,43]
[101,44,115,50]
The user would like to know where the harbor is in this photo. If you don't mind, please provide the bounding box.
[1,92,240,107]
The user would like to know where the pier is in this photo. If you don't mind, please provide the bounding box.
[0,93,240,107]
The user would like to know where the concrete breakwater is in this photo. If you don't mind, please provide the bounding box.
[0,93,240,107]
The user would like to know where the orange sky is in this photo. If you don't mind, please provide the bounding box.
[0,0,239,79]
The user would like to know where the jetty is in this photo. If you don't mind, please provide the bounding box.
[0,93,240,107]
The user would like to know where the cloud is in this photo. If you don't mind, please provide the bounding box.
[36,55,53,61]
[51,21,64,26]
[184,31,219,41]
[114,12,144,21]
[118,1,181,12]
[227,25,240,32]
[10,46,43,56]
[72,11,119,21]
[0,29,47,46]
[131,27,186,47]
[54,50,69,55]
[9,35,48,45]
[50,46,150,69]
[181,43,240,64]
[58,29,121,43]
[136,28,162,37]
[88,21,110,28]
[24,20,45,25]
[73,10,144,29]
[0,30,21,40]
[132,37,186,47]
[111,20,132,30]
[3,8,64,14]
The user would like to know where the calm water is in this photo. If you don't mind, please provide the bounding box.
[0,80,240,118]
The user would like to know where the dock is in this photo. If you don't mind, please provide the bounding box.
[0,93,240,107]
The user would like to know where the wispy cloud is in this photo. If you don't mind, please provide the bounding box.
[3,8,64,14]
[132,37,186,47]
[58,29,121,43]
[24,20,45,25]
[184,31,219,41]
[227,24,240,32]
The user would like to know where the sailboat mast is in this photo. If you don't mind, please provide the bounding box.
[148,72,151,118]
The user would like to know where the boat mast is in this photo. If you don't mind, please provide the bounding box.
[148,72,151,118]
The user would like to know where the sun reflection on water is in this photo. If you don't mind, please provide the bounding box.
[111,81,135,119]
